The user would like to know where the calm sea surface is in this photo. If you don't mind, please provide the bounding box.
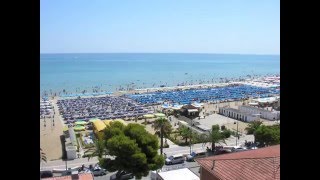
[40,53,279,94]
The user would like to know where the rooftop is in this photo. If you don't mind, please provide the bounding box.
[42,173,94,180]
[220,107,254,116]
[241,106,279,113]
[158,168,199,180]
[196,145,280,180]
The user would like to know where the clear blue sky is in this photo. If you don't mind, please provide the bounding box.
[40,0,279,54]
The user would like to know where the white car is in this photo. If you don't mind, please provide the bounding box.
[165,154,185,165]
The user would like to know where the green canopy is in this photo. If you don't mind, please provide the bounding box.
[143,114,155,118]
[74,125,85,131]
[75,121,87,125]
[154,113,166,117]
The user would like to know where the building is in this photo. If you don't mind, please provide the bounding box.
[65,126,78,160]
[219,107,259,122]
[252,96,280,107]
[152,168,200,180]
[239,106,280,120]
[42,173,94,180]
[179,104,200,117]
[92,119,107,140]
[196,145,280,180]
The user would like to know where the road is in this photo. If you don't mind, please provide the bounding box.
[41,134,253,171]
[162,134,254,156]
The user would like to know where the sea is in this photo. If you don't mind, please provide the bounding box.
[40,53,280,95]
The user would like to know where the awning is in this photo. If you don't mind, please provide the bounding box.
[187,109,198,113]
[75,121,87,125]
[154,113,166,117]
[73,125,85,131]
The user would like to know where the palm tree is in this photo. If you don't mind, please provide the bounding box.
[84,139,106,161]
[40,148,47,169]
[200,125,226,152]
[153,117,172,155]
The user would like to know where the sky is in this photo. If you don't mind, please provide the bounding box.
[40,0,280,54]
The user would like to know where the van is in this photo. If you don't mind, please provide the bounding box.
[165,154,185,165]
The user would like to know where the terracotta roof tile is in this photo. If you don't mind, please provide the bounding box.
[196,145,280,180]
[43,173,94,180]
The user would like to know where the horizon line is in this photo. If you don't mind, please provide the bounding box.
[40,52,280,56]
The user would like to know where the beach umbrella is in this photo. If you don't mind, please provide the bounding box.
[154,113,166,117]
[75,121,87,125]
[143,114,155,119]
[73,125,85,131]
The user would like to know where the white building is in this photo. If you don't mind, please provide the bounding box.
[66,145,77,160]
[219,107,259,122]
[65,126,78,160]
[239,106,280,120]
[151,168,199,180]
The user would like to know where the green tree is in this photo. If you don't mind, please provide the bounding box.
[179,126,192,144]
[104,121,125,140]
[221,129,232,138]
[100,123,164,179]
[84,139,106,160]
[153,117,172,155]
[255,124,280,147]
[245,120,263,135]
[201,125,226,152]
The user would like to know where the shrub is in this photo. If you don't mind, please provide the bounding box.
[221,129,231,138]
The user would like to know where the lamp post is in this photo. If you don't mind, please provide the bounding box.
[235,121,239,146]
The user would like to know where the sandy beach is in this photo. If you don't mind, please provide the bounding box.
[40,77,279,161]
[40,98,64,161]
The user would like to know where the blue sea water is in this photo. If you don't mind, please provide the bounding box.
[40,53,279,95]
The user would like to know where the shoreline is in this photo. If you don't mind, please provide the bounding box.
[42,75,279,100]
[41,74,279,98]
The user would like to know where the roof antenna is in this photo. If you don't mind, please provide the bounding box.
[211,160,215,170]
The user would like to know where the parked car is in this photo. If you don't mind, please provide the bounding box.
[110,171,134,180]
[92,168,107,176]
[186,150,206,162]
[165,154,185,165]
[234,147,248,152]
[40,171,53,178]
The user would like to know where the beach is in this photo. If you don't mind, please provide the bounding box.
[40,97,64,161]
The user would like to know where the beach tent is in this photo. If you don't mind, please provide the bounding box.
[73,125,85,131]
[154,113,166,118]
[75,121,87,125]
[92,120,106,132]
[143,114,155,119]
